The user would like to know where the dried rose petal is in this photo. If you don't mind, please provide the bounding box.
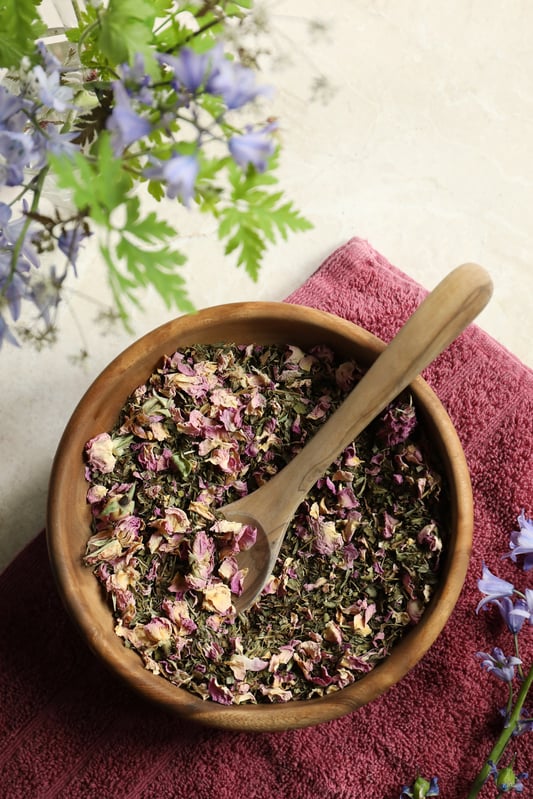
[202,583,233,614]
[85,433,117,474]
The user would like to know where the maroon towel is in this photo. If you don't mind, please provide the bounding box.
[1,238,531,799]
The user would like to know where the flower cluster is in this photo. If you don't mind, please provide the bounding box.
[0,48,87,345]
[0,0,311,351]
[507,511,533,572]
[469,513,533,797]
[110,45,276,196]
[402,511,532,798]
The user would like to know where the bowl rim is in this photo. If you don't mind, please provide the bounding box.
[47,301,473,732]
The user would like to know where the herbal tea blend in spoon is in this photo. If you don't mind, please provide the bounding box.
[224,263,493,611]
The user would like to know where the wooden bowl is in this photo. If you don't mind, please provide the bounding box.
[47,302,472,732]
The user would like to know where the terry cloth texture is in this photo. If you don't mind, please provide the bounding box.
[1,237,532,799]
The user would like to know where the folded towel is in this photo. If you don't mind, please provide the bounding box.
[1,238,531,798]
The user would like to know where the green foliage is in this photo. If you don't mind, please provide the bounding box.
[97,0,157,67]
[104,205,193,326]
[48,134,132,225]
[0,0,313,349]
[49,135,194,324]
[0,0,45,67]
[98,0,156,64]
[65,4,101,68]
[67,0,162,71]
[217,155,313,280]
[153,0,247,54]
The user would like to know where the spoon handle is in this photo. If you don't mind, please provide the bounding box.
[266,262,493,509]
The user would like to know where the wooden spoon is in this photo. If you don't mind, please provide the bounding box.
[223,263,493,612]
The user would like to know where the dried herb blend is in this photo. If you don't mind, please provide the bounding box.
[83,342,448,704]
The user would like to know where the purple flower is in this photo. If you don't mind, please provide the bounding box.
[207,58,272,110]
[493,596,530,634]
[144,153,198,205]
[0,131,34,167]
[501,706,533,737]
[229,123,277,172]
[36,41,62,73]
[515,708,533,737]
[0,202,10,228]
[31,65,74,113]
[0,203,41,324]
[58,224,90,273]
[476,647,521,682]
[158,45,222,94]
[0,203,39,268]
[117,54,154,106]
[525,588,533,621]
[106,81,152,154]
[506,510,533,571]
[0,161,24,187]
[0,86,27,133]
[0,266,25,321]
[476,563,514,612]
[33,123,79,159]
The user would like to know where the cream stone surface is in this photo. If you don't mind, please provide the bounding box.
[1,0,531,571]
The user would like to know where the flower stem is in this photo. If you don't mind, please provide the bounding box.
[513,633,525,680]
[466,661,533,798]
[4,167,48,289]
[77,18,100,52]
[71,0,85,27]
